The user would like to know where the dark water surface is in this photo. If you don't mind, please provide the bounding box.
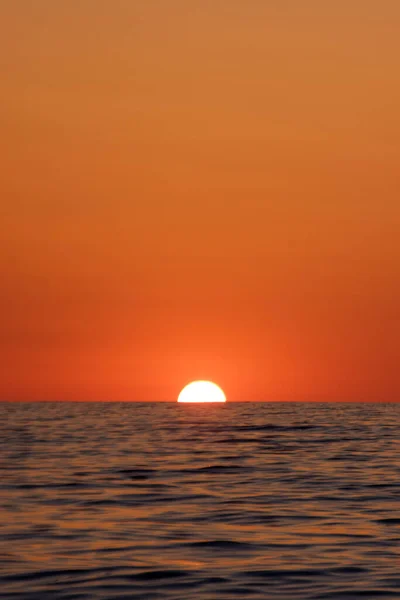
[1,402,399,600]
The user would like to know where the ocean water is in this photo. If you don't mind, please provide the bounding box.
[1,402,400,600]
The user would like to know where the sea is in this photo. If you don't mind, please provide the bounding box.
[1,401,399,600]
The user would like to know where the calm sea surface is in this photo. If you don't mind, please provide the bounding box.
[1,402,399,600]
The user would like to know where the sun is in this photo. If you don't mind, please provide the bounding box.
[177,381,226,403]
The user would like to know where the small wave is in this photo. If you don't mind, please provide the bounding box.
[376,518,400,525]
[114,468,156,479]
[131,569,190,581]
[185,539,255,549]
[314,590,399,599]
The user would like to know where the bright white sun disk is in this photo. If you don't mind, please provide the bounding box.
[177,381,226,403]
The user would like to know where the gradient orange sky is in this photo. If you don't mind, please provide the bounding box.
[1,1,399,401]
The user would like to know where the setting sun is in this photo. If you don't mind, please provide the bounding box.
[177,381,226,403]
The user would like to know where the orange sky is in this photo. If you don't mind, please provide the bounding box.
[1,1,399,401]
